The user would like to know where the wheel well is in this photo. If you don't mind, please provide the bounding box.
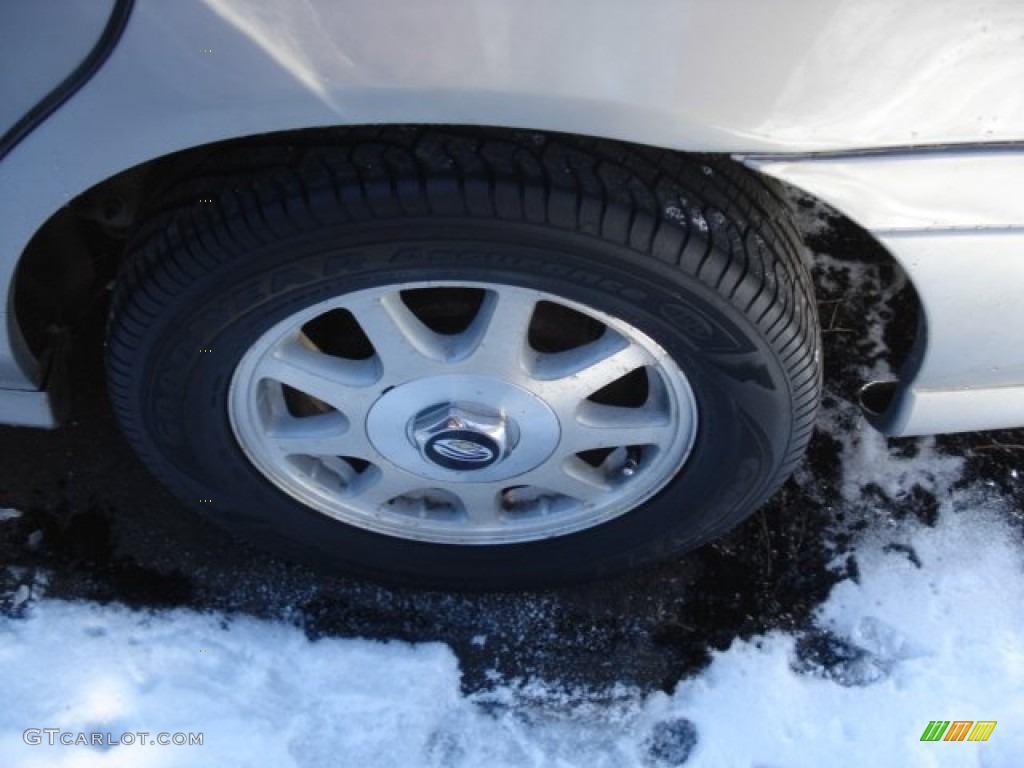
[781,187,921,388]
[11,125,920,389]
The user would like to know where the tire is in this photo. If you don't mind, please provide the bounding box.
[107,127,820,589]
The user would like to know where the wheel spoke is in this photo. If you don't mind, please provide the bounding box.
[257,336,379,414]
[351,466,430,508]
[458,289,537,372]
[453,483,506,526]
[515,458,610,503]
[311,456,361,490]
[533,335,653,402]
[264,411,359,457]
[560,402,677,453]
[347,292,450,376]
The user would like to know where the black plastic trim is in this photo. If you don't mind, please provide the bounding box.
[0,0,135,163]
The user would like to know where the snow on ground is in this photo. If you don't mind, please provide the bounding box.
[668,501,1024,767]
[1,477,1022,767]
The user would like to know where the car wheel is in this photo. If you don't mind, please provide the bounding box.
[107,128,820,588]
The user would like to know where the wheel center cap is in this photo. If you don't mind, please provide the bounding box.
[426,432,499,469]
[412,403,513,471]
[365,375,560,483]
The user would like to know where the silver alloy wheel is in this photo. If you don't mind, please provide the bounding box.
[228,282,698,545]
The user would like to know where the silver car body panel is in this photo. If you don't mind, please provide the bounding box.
[749,150,1024,232]
[1,0,1024,433]
[0,1,114,137]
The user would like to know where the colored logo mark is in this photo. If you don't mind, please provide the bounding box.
[920,720,997,742]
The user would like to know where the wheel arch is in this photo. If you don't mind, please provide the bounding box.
[6,125,915,428]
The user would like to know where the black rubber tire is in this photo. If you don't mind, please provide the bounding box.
[107,127,820,589]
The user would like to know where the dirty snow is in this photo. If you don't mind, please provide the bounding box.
[1,476,1021,767]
